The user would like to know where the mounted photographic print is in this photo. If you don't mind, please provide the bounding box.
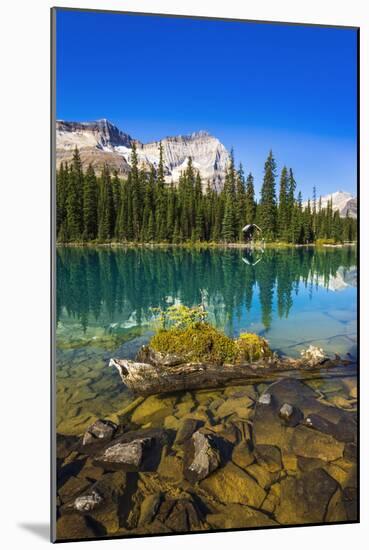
[51,7,359,542]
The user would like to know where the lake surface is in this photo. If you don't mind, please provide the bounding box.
[55,246,357,435]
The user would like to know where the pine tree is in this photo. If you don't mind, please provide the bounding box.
[312,186,317,238]
[235,163,246,240]
[287,168,297,227]
[222,194,236,242]
[278,166,289,241]
[259,151,277,241]
[332,210,342,243]
[194,204,205,241]
[166,183,176,241]
[66,148,84,240]
[290,202,301,244]
[303,200,314,243]
[147,210,155,242]
[98,164,115,240]
[112,171,121,220]
[156,142,167,241]
[140,165,154,241]
[130,142,142,240]
[343,211,353,242]
[172,218,181,243]
[245,172,256,225]
[221,152,237,241]
[56,162,68,239]
[82,164,98,240]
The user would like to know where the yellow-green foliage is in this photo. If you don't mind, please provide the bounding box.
[150,322,236,364]
[151,304,207,330]
[150,323,272,365]
[235,333,272,362]
[315,238,337,246]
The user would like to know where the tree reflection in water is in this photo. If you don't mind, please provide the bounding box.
[56,246,357,333]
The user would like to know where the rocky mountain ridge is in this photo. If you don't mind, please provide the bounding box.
[304,191,357,218]
[56,119,230,189]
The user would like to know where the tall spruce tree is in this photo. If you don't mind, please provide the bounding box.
[278,166,289,241]
[222,193,236,242]
[98,164,115,240]
[156,142,167,241]
[66,148,84,240]
[245,172,256,225]
[221,152,237,241]
[83,164,98,240]
[56,162,68,239]
[287,168,296,227]
[259,151,277,241]
[236,163,246,240]
[130,142,142,240]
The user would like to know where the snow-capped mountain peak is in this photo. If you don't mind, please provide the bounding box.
[56,119,230,189]
[304,190,357,218]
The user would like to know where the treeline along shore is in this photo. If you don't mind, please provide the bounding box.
[56,144,357,245]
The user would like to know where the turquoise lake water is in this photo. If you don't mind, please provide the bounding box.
[55,246,357,434]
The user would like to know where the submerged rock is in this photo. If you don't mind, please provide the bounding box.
[157,453,184,483]
[174,418,200,446]
[279,403,302,426]
[232,441,254,470]
[93,428,172,472]
[291,425,344,462]
[253,378,352,453]
[56,514,96,540]
[279,403,293,420]
[275,468,338,524]
[155,496,205,532]
[304,413,336,435]
[96,438,152,468]
[184,430,221,482]
[138,494,162,526]
[254,444,282,473]
[82,419,117,446]
[207,503,277,529]
[343,486,358,520]
[215,396,254,420]
[200,462,266,508]
[259,392,272,405]
[58,476,90,504]
[131,395,175,425]
[326,488,347,522]
[74,489,103,512]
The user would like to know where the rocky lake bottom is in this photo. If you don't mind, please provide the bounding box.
[55,363,357,540]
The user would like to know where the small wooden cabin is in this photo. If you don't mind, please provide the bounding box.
[242,223,262,243]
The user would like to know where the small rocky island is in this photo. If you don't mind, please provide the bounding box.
[56,307,357,539]
[109,306,353,396]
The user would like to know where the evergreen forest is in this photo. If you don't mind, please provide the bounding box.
[56,144,357,245]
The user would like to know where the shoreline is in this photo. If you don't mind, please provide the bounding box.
[56,241,357,249]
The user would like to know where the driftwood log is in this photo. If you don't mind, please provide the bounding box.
[109,345,355,396]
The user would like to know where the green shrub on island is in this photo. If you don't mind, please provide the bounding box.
[151,303,208,330]
[150,305,272,365]
[235,332,273,362]
[150,322,237,364]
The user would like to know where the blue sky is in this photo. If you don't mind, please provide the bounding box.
[56,10,357,198]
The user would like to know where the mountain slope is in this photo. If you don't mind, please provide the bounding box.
[304,191,357,218]
[56,119,230,189]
